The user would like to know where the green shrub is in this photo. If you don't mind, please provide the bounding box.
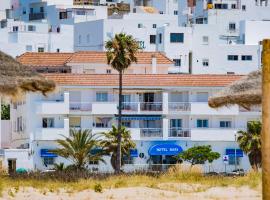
[94,183,103,193]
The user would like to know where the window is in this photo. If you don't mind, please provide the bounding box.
[170,119,182,128]
[173,59,181,67]
[174,10,178,15]
[106,69,111,74]
[96,92,108,102]
[197,119,209,128]
[228,55,238,61]
[40,7,44,13]
[78,35,81,44]
[122,94,131,102]
[28,25,36,31]
[17,117,22,132]
[38,47,44,52]
[13,26,18,32]
[152,24,157,28]
[242,5,246,11]
[202,36,209,45]
[170,33,184,43]
[241,55,252,61]
[229,23,236,31]
[202,59,209,67]
[26,45,32,52]
[122,121,131,128]
[59,11,67,19]
[86,34,90,43]
[159,11,164,14]
[150,35,156,44]
[220,121,232,128]
[56,48,60,52]
[231,4,236,9]
[214,3,228,9]
[196,92,208,102]
[43,157,54,166]
[229,156,240,165]
[138,23,143,28]
[159,33,162,44]
[70,117,81,128]
[76,10,86,15]
[42,118,54,128]
[138,41,145,49]
[30,8,33,14]
[22,8,26,14]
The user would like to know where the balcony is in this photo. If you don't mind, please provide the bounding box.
[92,102,118,114]
[122,102,139,113]
[190,128,238,141]
[169,102,191,112]
[35,118,69,140]
[69,102,92,112]
[140,102,163,112]
[169,128,191,138]
[92,128,141,140]
[36,92,69,115]
[29,12,46,20]
[190,102,239,115]
[140,128,163,138]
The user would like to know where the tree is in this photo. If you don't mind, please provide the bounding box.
[100,125,136,171]
[105,33,140,173]
[177,145,220,166]
[52,129,105,170]
[237,121,262,171]
[1,104,10,120]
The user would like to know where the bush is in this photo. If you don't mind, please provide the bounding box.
[94,183,103,193]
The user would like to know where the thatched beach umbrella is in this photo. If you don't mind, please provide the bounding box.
[208,70,261,109]
[0,51,55,98]
[208,39,270,200]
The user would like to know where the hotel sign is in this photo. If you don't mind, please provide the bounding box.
[148,144,183,156]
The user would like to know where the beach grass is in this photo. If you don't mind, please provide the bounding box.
[0,165,261,195]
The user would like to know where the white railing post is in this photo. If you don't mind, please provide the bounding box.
[162,92,168,114]
[163,118,168,139]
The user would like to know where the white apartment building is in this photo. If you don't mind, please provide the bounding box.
[2,73,261,173]
[74,13,177,52]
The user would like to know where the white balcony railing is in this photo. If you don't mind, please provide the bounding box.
[69,102,92,112]
[36,92,69,114]
[35,118,69,140]
[169,128,191,138]
[190,128,238,141]
[140,102,163,112]
[169,102,191,112]
[140,128,163,138]
[122,102,139,112]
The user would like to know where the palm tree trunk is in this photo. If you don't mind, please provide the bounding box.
[262,39,270,200]
[116,70,123,173]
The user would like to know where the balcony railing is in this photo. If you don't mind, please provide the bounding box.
[122,102,139,112]
[169,102,191,112]
[140,128,162,138]
[169,128,191,138]
[29,12,45,20]
[140,102,163,111]
[69,102,92,112]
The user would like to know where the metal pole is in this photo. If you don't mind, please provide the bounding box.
[234,134,237,171]
[262,39,270,200]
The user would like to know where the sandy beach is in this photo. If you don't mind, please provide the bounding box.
[0,184,261,200]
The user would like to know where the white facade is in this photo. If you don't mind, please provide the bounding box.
[3,74,260,173]
[74,13,177,51]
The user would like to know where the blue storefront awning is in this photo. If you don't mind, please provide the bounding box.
[40,149,58,158]
[226,149,244,157]
[149,144,183,156]
[115,115,162,121]
[130,149,138,157]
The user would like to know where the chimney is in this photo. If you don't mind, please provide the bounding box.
[151,54,157,74]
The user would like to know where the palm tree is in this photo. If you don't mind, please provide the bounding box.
[237,121,262,171]
[105,33,140,173]
[100,125,136,171]
[52,129,105,170]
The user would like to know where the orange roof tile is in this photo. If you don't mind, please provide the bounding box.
[17,52,73,67]
[69,51,173,64]
[43,74,243,87]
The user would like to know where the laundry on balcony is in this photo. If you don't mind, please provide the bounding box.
[114,115,162,121]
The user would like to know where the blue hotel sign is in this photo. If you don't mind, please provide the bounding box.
[148,144,183,156]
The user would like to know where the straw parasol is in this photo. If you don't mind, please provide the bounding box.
[208,70,261,109]
[0,51,55,99]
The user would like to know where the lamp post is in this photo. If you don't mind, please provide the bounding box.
[234,133,237,171]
